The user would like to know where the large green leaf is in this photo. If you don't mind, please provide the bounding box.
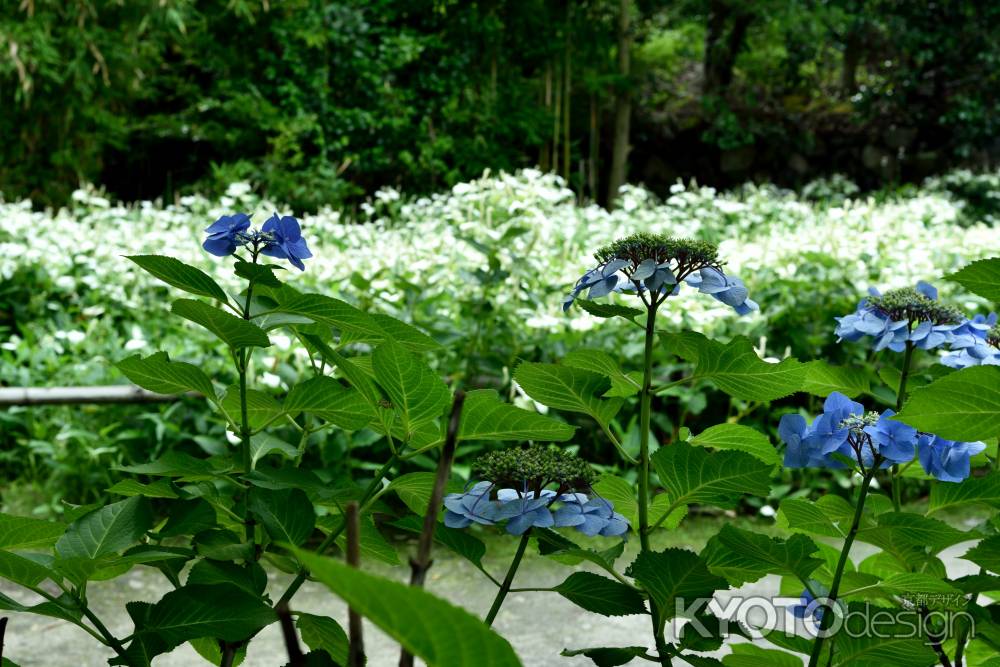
[687,423,780,466]
[284,376,373,430]
[927,472,1000,514]
[651,442,773,511]
[292,548,522,667]
[0,550,56,587]
[158,499,217,538]
[107,478,180,499]
[690,337,806,401]
[117,451,231,479]
[116,352,215,398]
[221,385,283,431]
[513,362,623,427]
[895,366,1000,441]
[625,548,727,624]
[389,472,462,516]
[265,291,384,344]
[127,255,229,303]
[723,644,801,667]
[856,512,971,566]
[186,559,266,597]
[457,389,575,442]
[963,536,1000,573]
[344,312,441,353]
[372,337,450,434]
[574,299,643,322]
[590,475,686,531]
[0,513,65,550]
[249,487,316,547]
[55,497,153,560]
[703,525,822,586]
[802,361,871,398]
[563,349,641,397]
[172,298,271,348]
[122,583,276,661]
[534,528,627,580]
[297,613,349,665]
[947,257,1000,302]
[553,571,647,617]
[391,514,487,569]
[560,646,649,666]
[828,603,938,666]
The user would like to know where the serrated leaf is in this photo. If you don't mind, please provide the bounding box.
[563,349,641,397]
[691,337,806,401]
[159,499,217,538]
[107,479,179,499]
[651,442,773,511]
[802,361,871,398]
[186,559,267,597]
[345,312,441,353]
[723,644,801,667]
[118,451,231,480]
[560,646,648,667]
[514,362,623,427]
[116,351,215,398]
[123,583,276,659]
[127,255,229,303]
[626,548,727,625]
[895,366,1000,441]
[659,330,714,363]
[829,603,938,665]
[574,299,643,321]
[0,513,65,550]
[0,550,56,587]
[963,536,1000,573]
[173,298,270,348]
[284,376,373,430]
[389,472,463,516]
[590,475,685,531]
[373,338,450,434]
[234,259,283,287]
[249,487,316,547]
[703,525,822,586]
[457,389,575,442]
[250,433,299,468]
[55,497,153,560]
[856,512,971,567]
[552,571,647,617]
[222,385,283,431]
[947,257,1000,302]
[265,291,384,345]
[292,548,522,667]
[297,613,349,665]
[688,423,780,466]
[927,471,1000,514]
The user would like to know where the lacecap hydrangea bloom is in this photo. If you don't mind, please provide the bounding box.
[942,315,1000,368]
[778,392,985,482]
[563,232,758,315]
[202,211,312,271]
[835,282,964,352]
[443,445,628,537]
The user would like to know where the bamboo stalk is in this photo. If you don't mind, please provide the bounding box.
[345,502,365,667]
[0,385,189,406]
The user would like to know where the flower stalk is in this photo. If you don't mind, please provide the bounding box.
[890,340,915,512]
[485,531,532,627]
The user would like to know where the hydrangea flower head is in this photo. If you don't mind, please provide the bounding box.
[261,213,313,271]
[203,213,251,256]
[443,445,628,537]
[835,282,963,352]
[778,393,917,471]
[917,435,986,483]
[942,315,1000,368]
[563,232,757,315]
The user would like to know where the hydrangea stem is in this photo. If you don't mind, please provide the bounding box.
[484,531,532,627]
[807,468,876,667]
[890,341,915,512]
[638,302,658,553]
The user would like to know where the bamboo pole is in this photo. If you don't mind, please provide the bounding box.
[0,386,188,406]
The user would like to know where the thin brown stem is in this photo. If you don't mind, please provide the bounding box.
[277,601,304,667]
[399,392,465,667]
[346,502,365,667]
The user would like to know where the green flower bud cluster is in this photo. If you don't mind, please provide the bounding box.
[867,287,963,325]
[473,445,598,492]
[839,411,880,433]
[988,325,1000,349]
[594,232,719,278]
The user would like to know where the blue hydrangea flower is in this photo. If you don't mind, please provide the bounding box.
[684,267,759,315]
[942,313,1000,368]
[443,482,499,528]
[552,495,629,537]
[203,213,251,256]
[495,488,556,535]
[835,282,963,352]
[863,410,917,465]
[917,435,986,483]
[261,213,312,271]
[779,393,919,470]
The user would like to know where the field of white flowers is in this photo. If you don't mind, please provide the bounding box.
[2,168,999,392]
